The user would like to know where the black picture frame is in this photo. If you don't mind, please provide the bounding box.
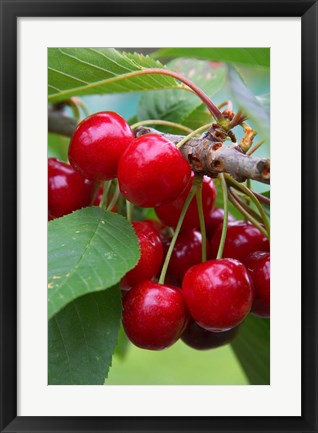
[1,1,317,432]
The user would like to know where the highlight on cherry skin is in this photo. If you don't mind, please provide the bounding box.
[182,258,254,332]
[48,158,94,219]
[68,111,135,181]
[117,134,191,208]
[122,280,189,350]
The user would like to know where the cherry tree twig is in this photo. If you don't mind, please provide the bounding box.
[48,109,270,185]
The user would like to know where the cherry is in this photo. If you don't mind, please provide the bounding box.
[164,229,212,284]
[142,219,169,241]
[205,207,235,238]
[117,134,191,208]
[210,221,269,261]
[48,158,94,219]
[155,173,217,230]
[243,251,270,318]
[181,318,240,350]
[120,221,163,290]
[122,280,189,350]
[68,111,134,181]
[182,258,254,332]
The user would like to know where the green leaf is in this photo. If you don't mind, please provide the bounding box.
[231,315,270,384]
[48,207,139,319]
[262,190,270,198]
[48,132,69,161]
[48,48,178,103]
[228,66,270,141]
[48,285,121,385]
[182,103,212,131]
[153,48,270,68]
[137,59,226,132]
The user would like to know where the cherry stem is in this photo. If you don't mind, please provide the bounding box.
[107,181,120,211]
[126,200,133,223]
[253,191,270,206]
[246,139,265,156]
[228,189,268,237]
[90,181,101,205]
[218,100,233,112]
[99,180,112,209]
[131,119,193,134]
[229,187,262,223]
[216,173,229,260]
[195,179,207,262]
[158,183,199,284]
[244,178,251,222]
[225,174,270,239]
[72,97,90,118]
[176,123,212,149]
[64,99,81,122]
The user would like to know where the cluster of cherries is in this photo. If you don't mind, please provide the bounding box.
[48,111,270,351]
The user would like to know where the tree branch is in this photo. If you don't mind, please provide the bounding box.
[134,126,270,184]
[48,110,270,185]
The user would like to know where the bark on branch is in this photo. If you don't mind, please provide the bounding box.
[134,126,270,184]
[48,110,270,185]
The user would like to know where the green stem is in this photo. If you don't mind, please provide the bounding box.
[126,200,133,223]
[90,181,101,205]
[228,190,268,237]
[195,180,207,262]
[65,99,81,122]
[217,174,229,259]
[159,184,198,284]
[225,174,270,239]
[131,119,193,134]
[244,178,251,222]
[72,97,90,118]
[246,139,265,156]
[176,123,212,149]
[107,182,120,211]
[99,180,112,209]
[253,191,270,206]
[229,188,263,224]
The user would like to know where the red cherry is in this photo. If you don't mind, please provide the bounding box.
[181,318,240,350]
[48,158,94,219]
[155,173,217,229]
[68,111,134,180]
[120,221,163,290]
[205,207,235,238]
[210,221,269,261]
[182,259,254,332]
[122,280,189,350]
[164,229,212,284]
[142,219,169,241]
[117,134,191,208]
[243,251,270,318]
